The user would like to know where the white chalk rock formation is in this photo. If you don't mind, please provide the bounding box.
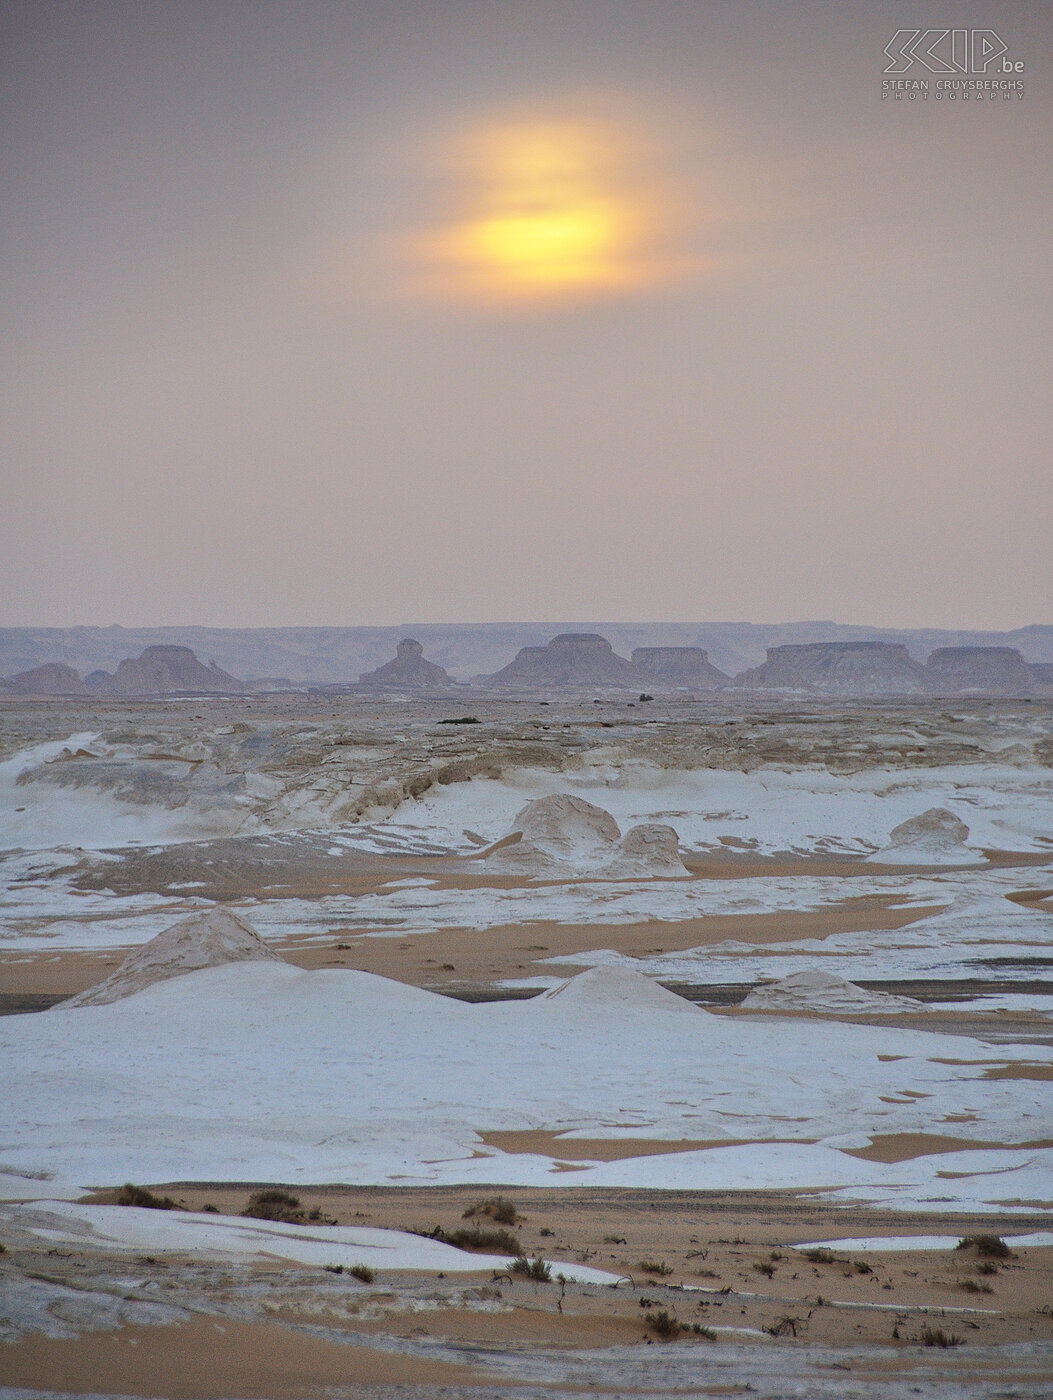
[868,807,981,865]
[741,968,924,1015]
[64,908,280,1008]
[538,965,703,1018]
[606,822,687,877]
[484,794,687,877]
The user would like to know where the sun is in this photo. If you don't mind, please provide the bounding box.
[416,117,667,304]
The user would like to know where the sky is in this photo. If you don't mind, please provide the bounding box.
[2,0,1050,630]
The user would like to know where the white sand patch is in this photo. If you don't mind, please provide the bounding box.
[793,1233,1053,1252]
[1,962,1049,1212]
[6,1201,621,1282]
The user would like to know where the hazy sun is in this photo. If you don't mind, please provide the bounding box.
[415,116,673,305]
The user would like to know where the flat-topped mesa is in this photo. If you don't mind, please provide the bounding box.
[486,632,640,689]
[926,646,1035,696]
[92,645,248,697]
[631,646,729,690]
[735,641,932,695]
[0,662,88,696]
[357,637,452,690]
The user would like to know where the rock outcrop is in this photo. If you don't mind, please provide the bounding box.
[0,662,89,696]
[64,908,280,1007]
[926,646,1035,695]
[630,647,729,689]
[869,807,981,865]
[741,968,924,1015]
[735,642,931,695]
[486,634,640,690]
[93,646,247,697]
[357,638,451,690]
[483,793,688,878]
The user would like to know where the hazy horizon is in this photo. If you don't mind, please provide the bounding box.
[3,1,1050,632]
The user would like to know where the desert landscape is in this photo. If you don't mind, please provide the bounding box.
[1,633,1051,1397]
[4,1,1050,1393]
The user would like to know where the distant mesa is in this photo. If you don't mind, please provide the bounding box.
[486,633,640,689]
[735,642,931,696]
[631,646,728,689]
[357,637,452,690]
[926,646,1035,696]
[0,662,89,696]
[90,645,248,697]
[63,907,280,1008]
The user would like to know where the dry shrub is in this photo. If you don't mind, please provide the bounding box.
[117,1184,180,1211]
[463,1196,520,1225]
[443,1225,521,1254]
[647,1309,680,1339]
[510,1255,551,1282]
[921,1325,963,1348]
[241,1189,305,1223]
[956,1234,1011,1259]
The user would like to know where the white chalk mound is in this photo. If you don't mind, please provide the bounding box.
[607,823,686,877]
[869,807,982,866]
[538,965,703,1018]
[64,907,280,1008]
[741,968,925,1015]
[484,794,687,878]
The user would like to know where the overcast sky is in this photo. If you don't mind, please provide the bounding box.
[2,0,1050,629]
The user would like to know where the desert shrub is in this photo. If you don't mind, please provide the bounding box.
[802,1247,837,1264]
[444,1225,521,1254]
[764,1315,800,1337]
[690,1323,717,1339]
[753,1261,775,1278]
[956,1234,1010,1259]
[348,1264,376,1283]
[438,715,480,724]
[957,1279,993,1294]
[116,1183,179,1211]
[637,1259,673,1277]
[510,1255,551,1281]
[647,1309,680,1339]
[202,1203,219,1214]
[977,1260,999,1275]
[463,1196,520,1225]
[853,1260,873,1275]
[920,1325,963,1348]
[241,1189,304,1223]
